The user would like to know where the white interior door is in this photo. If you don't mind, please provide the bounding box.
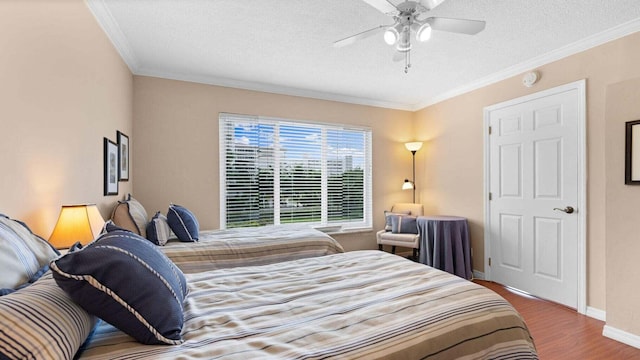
[485,81,585,310]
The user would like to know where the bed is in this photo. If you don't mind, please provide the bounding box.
[159,225,345,273]
[77,251,537,359]
[109,196,345,273]
[1,213,537,360]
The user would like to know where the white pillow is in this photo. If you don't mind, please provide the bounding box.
[0,214,59,289]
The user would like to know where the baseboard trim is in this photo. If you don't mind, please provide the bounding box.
[603,325,640,349]
[471,274,607,322]
[586,307,606,321]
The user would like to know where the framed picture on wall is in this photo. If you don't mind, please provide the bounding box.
[117,131,129,181]
[104,138,119,195]
[625,120,640,185]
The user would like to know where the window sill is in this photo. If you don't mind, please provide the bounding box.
[325,227,373,236]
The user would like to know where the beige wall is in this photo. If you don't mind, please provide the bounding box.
[604,78,640,335]
[132,76,415,251]
[0,0,133,238]
[414,32,640,313]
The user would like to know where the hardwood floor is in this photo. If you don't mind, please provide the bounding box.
[475,280,640,359]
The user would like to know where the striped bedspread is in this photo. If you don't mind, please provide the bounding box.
[160,225,344,273]
[79,251,537,359]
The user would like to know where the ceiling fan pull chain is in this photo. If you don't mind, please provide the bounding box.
[404,48,411,73]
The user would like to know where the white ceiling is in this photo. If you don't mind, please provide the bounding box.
[87,0,640,111]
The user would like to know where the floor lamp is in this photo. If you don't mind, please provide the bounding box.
[402,141,423,203]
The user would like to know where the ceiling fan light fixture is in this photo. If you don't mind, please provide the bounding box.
[384,27,399,45]
[416,23,432,42]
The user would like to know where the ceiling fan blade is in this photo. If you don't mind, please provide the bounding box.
[361,0,398,14]
[425,17,486,35]
[419,0,448,10]
[333,25,388,47]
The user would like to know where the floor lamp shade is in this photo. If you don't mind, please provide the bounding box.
[405,142,423,152]
[49,204,105,249]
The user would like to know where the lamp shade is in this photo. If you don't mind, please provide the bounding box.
[402,179,414,190]
[405,141,423,152]
[49,204,105,249]
[384,23,405,45]
[416,23,432,42]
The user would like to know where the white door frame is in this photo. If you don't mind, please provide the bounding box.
[483,79,587,314]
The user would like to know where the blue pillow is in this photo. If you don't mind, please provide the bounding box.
[146,211,173,246]
[50,230,188,345]
[167,204,199,242]
[0,272,97,360]
[391,215,419,234]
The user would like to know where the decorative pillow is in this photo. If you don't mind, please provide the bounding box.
[50,230,188,345]
[146,211,173,246]
[384,210,411,232]
[0,214,59,290]
[110,194,148,238]
[167,204,199,242]
[391,215,419,234]
[0,264,51,296]
[0,272,97,360]
[101,219,132,234]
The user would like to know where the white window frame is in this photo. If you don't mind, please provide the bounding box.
[219,113,372,232]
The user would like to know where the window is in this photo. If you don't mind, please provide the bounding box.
[220,113,372,231]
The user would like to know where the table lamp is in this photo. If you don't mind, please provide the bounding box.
[49,204,105,249]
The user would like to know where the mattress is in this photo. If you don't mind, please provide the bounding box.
[78,251,537,359]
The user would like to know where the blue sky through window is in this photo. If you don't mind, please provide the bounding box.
[233,122,365,169]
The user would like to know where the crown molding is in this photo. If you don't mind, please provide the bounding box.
[135,67,416,111]
[414,18,640,110]
[85,0,139,72]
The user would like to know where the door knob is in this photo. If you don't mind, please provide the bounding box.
[553,206,574,214]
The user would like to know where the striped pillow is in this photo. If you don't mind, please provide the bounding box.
[391,215,419,234]
[146,211,173,246]
[110,194,149,237]
[167,204,199,242]
[0,214,59,289]
[384,210,411,231]
[50,230,188,345]
[0,272,97,360]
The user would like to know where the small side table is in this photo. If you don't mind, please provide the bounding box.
[416,216,472,279]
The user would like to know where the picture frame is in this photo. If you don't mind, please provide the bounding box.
[625,120,640,185]
[104,138,119,195]
[117,131,129,181]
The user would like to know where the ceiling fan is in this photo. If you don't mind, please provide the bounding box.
[334,0,486,73]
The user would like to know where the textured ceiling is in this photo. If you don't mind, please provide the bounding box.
[88,0,640,110]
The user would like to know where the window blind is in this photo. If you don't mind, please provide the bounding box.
[220,113,372,231]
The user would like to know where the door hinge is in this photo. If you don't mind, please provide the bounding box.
[488,257,492,266]
[488,126,492,135]
[489,192,492,201]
